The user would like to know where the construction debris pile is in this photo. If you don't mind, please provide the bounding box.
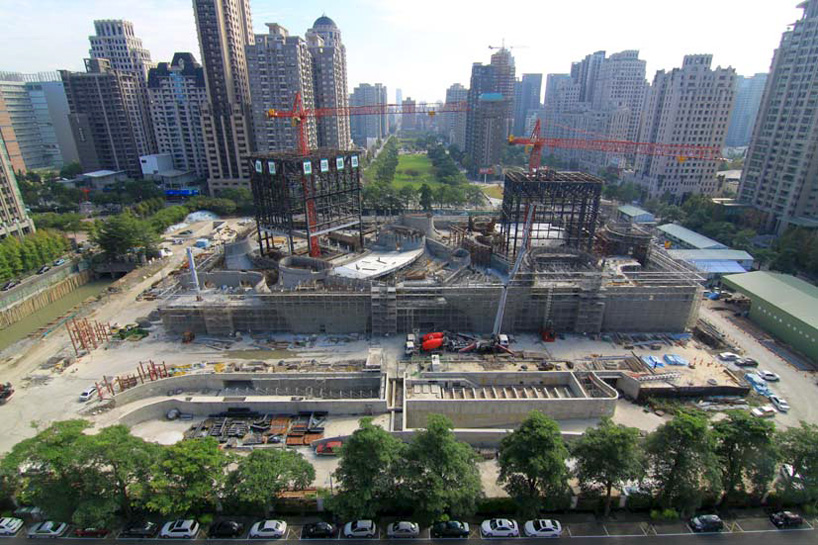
[183,410,327,448]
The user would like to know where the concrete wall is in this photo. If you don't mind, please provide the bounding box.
[405,397,615,428]
[118,397,387,427]
[0,268,92,328]
[278,256,332,288]
[112,372,385,406]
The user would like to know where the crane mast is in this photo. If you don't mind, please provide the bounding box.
[492,204,536,337]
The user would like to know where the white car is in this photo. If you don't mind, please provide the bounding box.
[480,519,519,538]
[386,521,420,539]
[160,520,199,539]
[79,386,97,402]
[249,520,287,539]
[0,517,23,536]
[751,405,777,418]
[758,370,781,382]
[770,395,790,412]
[27,522,67,538]
[718,352,740,361]
[342,520,376,539]
[523,519,562,538]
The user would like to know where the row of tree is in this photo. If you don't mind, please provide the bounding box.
[334,411,818,521]
[0,230,70,282]
[4,413,818,527]
[0,421,314,527]
[362,183,484,213]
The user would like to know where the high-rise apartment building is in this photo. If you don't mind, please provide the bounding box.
[349,83,387,147]
[306,16,351,149]
[89,20,156,158]
[401,98,417,131]
[464,49,515,175]
[591,50,648,143]
[543,74,579,114]
[0,81,51,170]
[739,1,818,231]
[0,73,79,166]
[513,74,542,136]
[0,125,34,238]
[725,73,767,148]
[193,0,255,192]
[147,53,208,178]
[443,83,468,150]
[247,24,317,154]
[631,55,736,199]
[571,51,606,103]
[61,59,143,178]
[394,88,402,131]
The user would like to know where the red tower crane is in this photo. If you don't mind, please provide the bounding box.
[509,119,721,174]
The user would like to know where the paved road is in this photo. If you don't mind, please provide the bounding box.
[700,300,818,428]
[2,257,74,295]
[1,532,816,545]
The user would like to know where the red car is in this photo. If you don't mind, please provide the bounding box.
[74,528,110,538]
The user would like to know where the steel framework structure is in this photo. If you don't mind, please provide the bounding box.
[249,149,363,256]
[500,169,602,259]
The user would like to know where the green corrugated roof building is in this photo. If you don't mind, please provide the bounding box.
[722,271,818,359]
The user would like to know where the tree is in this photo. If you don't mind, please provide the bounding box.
[331,418,405,519]
[645,410,720,515]
[401,415,482,525]
[777,422,818,503]
[497,411,570,516]
[0,420,92,521]
[227,449,314,514]
[419,184,433,211]
[60,162,83,179]
[93,213,159,260]
[83,425,162,520]
[572,418,644,517]
[218,188,255,215]
[712,411,777,503]
[147,438,230,516]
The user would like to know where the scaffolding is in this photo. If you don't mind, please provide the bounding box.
[500,168,602,259]
[249,149,364,256]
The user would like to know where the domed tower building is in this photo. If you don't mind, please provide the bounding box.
[306,15,352,149]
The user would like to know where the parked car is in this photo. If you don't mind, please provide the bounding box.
[770,511,804,528]
[301,522,335,539]
[770,395,790,412]
[342,520,377,539]
[53,259,66,266]
[27,521,68,538]
[0,517,24,536]
[36,266,50,275]
[120,521,159,538]
[79,386,98,402]
[209,521,244,538]
[249,520,287,539]
[759,370,781,381]
[689,515,724,533]
[480,519,519,538]
[1,280,19,291]
[386,521,420,539]
[735,357,759,367]
[160,520,199,539]
[523,519,562,538]
[718,352,740,361]
[431,521,469,539]
[73,528,109,538]
[751,405,777,418]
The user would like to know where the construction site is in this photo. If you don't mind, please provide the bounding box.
[160,161,703,338]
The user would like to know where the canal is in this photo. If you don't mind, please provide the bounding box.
[0,279,114,352]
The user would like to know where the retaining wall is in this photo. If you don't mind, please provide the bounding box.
[0,268,93,328]
[112,372,385,406]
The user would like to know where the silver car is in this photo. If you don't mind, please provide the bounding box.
[27,522,67,538]
[386,521,419,539]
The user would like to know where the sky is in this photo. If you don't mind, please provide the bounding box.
[0,0,804,103]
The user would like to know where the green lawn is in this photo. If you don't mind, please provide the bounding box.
[480,184,504,199]
[392,153,442,189]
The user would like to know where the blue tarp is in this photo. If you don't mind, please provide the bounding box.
[641,355,664,368]
[664,354,689,366]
